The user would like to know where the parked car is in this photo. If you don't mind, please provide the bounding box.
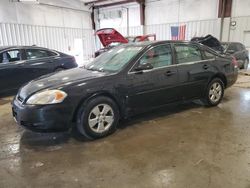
[191,35,249,69]
[191,34,224,53]
[12,41,238,139]
[221,42,249,69]
[0,46,78,96]
[95,28,156,57]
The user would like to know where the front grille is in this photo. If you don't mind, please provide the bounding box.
[20,121,34,127]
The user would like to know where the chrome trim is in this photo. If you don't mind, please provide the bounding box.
[175,59,215,66]
[128,64,177,74]
[128,58,215,74]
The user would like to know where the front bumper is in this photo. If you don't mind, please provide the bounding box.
[12,99,72,132]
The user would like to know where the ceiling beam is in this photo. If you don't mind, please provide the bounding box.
[84,0,110,6]
[93,0,140,8]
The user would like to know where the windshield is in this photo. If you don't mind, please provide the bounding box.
[86,46,143,73]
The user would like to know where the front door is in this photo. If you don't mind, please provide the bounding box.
[125,44,179,113]
[0,48,25,94]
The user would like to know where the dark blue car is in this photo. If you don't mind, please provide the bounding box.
[0,46,78,96]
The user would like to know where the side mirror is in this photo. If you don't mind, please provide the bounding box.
[134,63,153,72]
[227,49,235,54]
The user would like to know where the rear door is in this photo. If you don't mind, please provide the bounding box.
[174,43,213,100]
[239,43,249,61]
[235,43,245,66]
[227,43,244,67]
[126,44,180,113]
[22,48,59,81]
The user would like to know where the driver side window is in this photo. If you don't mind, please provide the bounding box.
[139,45,172,68]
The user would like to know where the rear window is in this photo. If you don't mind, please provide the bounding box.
[26,49,57,60]
[204,51,215,59]
[227,44,238,51]
[175,45,202,64]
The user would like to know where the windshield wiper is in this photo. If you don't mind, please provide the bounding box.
[86,67,104,72]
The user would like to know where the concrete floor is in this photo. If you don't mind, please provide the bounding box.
[1,78,250,188]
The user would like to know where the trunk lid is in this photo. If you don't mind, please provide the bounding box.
[191,34,224,53]
[96,28,128,47]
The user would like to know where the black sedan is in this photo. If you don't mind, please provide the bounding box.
[12,41,238,139]
[221,42,249,69]
[0,46,77,96]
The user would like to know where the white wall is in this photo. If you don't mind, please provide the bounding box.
[145,0,219,25]
[98,3,141,29]
[232,0,250,17]
[221,0,250,45]
[0,0,95,62]
[0,0,92,29]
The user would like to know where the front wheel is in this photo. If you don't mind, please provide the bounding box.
[203,78,224,107]
[76,96,119,139]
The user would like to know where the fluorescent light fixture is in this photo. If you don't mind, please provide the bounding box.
[18,0,39,4]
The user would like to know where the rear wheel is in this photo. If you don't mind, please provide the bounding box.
[203,78,224,106]
[76,96,119,139]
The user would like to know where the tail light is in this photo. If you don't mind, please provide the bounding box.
[232,56,238,68]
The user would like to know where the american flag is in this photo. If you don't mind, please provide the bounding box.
[171,25,186,40]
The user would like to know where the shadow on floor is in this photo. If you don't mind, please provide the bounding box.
[118,100,203,129]
[20,131,71,147]
[19,100,204,148]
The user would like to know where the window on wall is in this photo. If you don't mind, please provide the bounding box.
[139,45,172,68]
[175,45,202,64]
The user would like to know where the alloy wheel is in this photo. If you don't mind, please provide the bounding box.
[209,82,222,103]
[88,104,114,133]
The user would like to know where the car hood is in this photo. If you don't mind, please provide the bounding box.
[96,28,128,47]
[19,68,108,99]
[191,34,224,53]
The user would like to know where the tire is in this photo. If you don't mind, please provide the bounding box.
[243,59,249,70]
[203,78,224,107]
[76,96,119,139]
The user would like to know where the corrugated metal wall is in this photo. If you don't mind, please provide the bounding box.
[146,19,221,40]
[229,16,250,47]
[2,16,250,59]
[0,23,95,60]
[114,19,221,41]
[115,26,143,36]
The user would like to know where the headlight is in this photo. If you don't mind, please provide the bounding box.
[26,90,67,105]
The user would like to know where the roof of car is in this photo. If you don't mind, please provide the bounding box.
[0,45,50,51]
[121,40,198,47]
[221,42,243,45]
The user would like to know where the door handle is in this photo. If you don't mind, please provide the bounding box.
[165,70,176,76]
[203,64,209,70]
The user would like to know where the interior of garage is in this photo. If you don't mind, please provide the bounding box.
[1,0,250,187]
